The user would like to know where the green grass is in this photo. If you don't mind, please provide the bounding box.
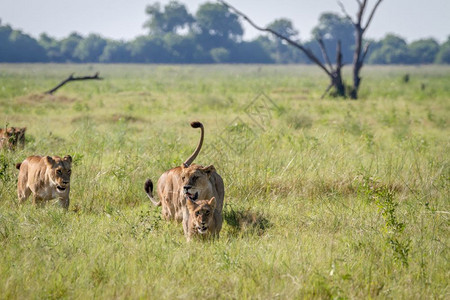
[0,64,449,299]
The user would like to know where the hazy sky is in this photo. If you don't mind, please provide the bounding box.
[0,0,448,43]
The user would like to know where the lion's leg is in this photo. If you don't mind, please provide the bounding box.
[17,169,30,204]
[186,233,192,242]
[215,213,223,233]
[58,196,69,210]
[182,206,190,237]
[161,204,171,220]
[32,195,45,208]
[161,197,175,220]
[211,213,222,240]
[18,187,31,204]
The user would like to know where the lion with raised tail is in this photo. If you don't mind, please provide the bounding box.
[16,155,72,209]
[144,121,224,240]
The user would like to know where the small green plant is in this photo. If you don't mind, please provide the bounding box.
[71,152,84,167]
[0,154,10,183]
[130,208,162,239]
[360,175,411,266]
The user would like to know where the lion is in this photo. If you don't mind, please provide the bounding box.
[16,155,72,209]
[0,127,26,150]
[144,121,224,240]
[186,197,219,241]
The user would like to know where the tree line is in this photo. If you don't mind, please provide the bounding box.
[1,1,449,64]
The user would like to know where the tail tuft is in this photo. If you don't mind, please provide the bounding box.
[144,178,161,206]
[15,163,21,170]
[190,121,203,129]
[144,179,153,195]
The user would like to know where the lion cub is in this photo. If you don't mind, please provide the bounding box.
[186,197,220,241]
[16,155,72,209]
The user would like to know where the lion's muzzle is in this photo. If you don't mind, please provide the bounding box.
[56,182,69,192]
[197,225,208,234]
[183,185,198,201]
[56,185,67,192]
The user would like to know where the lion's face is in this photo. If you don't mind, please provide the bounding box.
[45,155,72,193]
[0,127,26,148]
[0,128,14,141]
[187,197,216,235]
[181,164,216,201]
[15,127,26,142]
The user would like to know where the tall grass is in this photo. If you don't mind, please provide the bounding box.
[0,64,449,299]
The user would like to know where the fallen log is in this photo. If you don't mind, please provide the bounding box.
[45,72,103,94]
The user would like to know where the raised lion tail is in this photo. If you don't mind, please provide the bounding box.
[144,179,161,206]
[183,121,204,167]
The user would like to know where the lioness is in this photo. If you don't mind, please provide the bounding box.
[0,127,26,150]
[16,155,72,209]
[145,121,224,240]
[186,197,219,241]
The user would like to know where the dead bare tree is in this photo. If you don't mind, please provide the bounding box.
[218,0,346,98]
[338,0,384,99]
[218,0,383,99]
[45,72,103,95]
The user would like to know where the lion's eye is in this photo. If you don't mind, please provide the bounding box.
[181,176,185,180]
[192,176,198,182]
[205,211,210,216]
[57,170,62,174]
[195,211,200,216]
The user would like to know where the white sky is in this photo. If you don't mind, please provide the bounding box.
[0,0,448,43]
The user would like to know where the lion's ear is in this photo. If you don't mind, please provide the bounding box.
[63,155,72,168]
[201,165,216,177]
[208,197,216,210]
[186,198,198,212]
[45,156,55,167]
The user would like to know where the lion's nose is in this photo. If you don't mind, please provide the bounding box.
[63,181,70,185]
[183,185,191,191]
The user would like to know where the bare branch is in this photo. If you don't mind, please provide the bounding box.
[321,82,334,99]
[338,1,354,23]
[363,0,383,31]
[356,0,368,25]
[317,38,333,72]
[45,72,103,95]
[218,0,333,77]
[336,40,343,70]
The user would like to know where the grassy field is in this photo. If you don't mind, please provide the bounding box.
[0,64,449,299]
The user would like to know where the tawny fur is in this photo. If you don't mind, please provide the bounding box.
[145,121,224,240]
[0,127,26,150]
[16,155,72,209]
[186,197,219,241]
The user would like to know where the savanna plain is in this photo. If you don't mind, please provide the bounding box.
[0,64,449,299]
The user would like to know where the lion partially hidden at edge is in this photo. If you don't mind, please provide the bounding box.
[145,121,224,241]
[0,127,26,150]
